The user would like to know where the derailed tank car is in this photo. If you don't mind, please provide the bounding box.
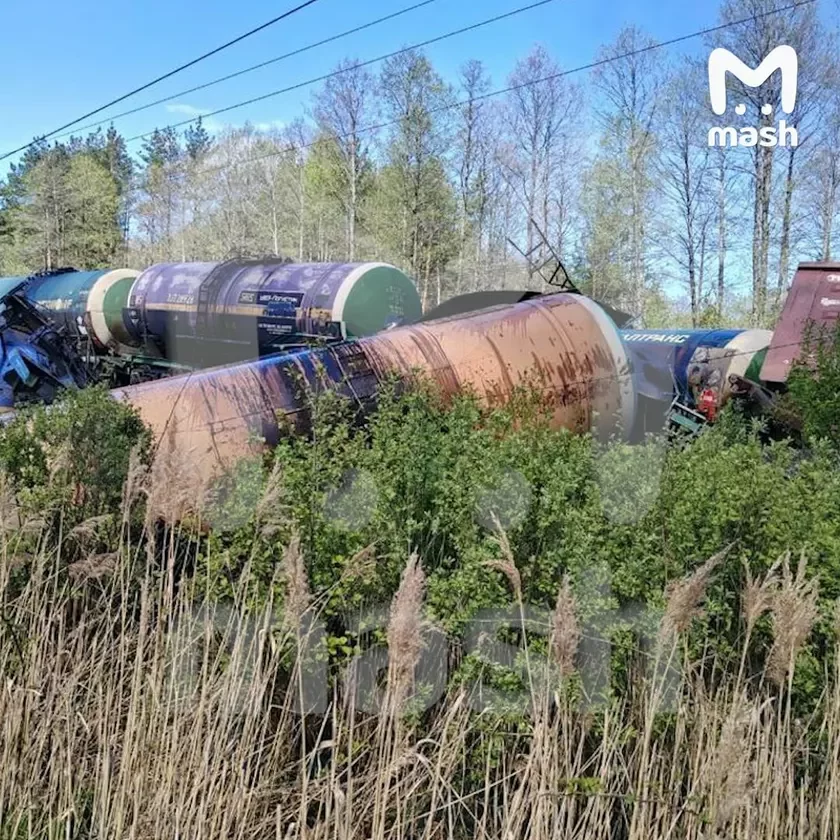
[1,260,421,370]
[0,278,93,411]
[31,268,141,352]
[121,260,423,367]
[0,261,423,401]
[0,268,140,351]
[621,328,773,435]
[6,257,839,471]
[114,294,635,485]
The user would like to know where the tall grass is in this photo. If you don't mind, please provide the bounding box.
[1,489,839,840]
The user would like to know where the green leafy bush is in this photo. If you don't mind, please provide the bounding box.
[787,321,840,451]
[196,379,840,710]
[1,353,837,710]
[0,385,151,531]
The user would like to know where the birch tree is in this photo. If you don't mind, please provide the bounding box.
[714,0,823,324]
[453,60,498,292]
[811,103,840,260]
[311,60,375,261]
[19,147,70,270]
[502,45,582,286]
[593,26,663,315]
[658,62,713,324]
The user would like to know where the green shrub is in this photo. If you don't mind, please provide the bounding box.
[787,321,840,451]
[0,385,152,531]
[2,361,834,710]
[196,379,840,712]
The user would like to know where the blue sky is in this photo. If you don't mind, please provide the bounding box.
[0,0,723,159]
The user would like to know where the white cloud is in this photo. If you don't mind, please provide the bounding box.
[160,105,284,136]
[165,103,210,117]
[162,103,224,134]
[254,120,286,132]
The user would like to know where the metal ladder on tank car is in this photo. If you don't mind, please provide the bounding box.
[664,369,708,443]
[667,400,708,441]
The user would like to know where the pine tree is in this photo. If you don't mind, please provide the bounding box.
[64,153,121,267]
[379,50,457,304]
[137,128,183,260]
[185,119,212,162]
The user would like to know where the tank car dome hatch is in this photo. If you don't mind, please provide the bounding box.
[121,260,422,367]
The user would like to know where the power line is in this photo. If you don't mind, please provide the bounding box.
[171,0,815,181]
[125,0,560,144]
[50,0,444,143]
[0,0,324,163]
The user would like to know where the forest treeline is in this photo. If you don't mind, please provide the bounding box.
[1,0,838,326]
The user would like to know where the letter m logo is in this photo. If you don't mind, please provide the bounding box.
[708,45,798,115]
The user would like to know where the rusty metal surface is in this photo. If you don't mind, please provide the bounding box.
[360,295,632,435]
[114,294,633,485]
[761,262,840,384]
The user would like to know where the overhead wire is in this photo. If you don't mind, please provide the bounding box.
[4,0,814,166]
[156,0,816,180]
[48,0,444,143]
[124,0,561,143]
[0,0,324,162]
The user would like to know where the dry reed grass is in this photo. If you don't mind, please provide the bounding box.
[0,474,838,840]
[550,574,579,678]
[767,551,820,688]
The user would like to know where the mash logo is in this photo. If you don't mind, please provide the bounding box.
[707,45,799,148]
